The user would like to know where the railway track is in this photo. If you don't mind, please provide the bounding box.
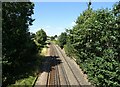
[34,43,91,86]
[54,45,82,86]
[46,44,61,87]
[53,44,70,87]
[45,43,88,86]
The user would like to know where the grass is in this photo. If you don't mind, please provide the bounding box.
[41,47,47,56]
[8,76,36,87]
[50,40,58,44]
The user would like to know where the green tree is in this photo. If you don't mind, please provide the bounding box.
[113,1,120,62]
[54,35,57,37]
[64,1,120,87]
[2,2,35,86]
[35,29,47,50]
[50,36,55,41]
[58,32,67,49]
[50,35,57,41]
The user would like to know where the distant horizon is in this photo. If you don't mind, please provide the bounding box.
[29,2,117,36]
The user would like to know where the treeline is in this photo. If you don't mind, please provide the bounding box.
[58,1,120,87]
[2,2,47,86]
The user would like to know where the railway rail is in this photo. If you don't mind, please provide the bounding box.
[54,45,82,86]
[53,44,70,86]
[35,43,91,87]
[46,43,83,86]
[46,44,61,86]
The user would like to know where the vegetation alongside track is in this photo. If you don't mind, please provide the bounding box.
[8,50,47,87]
[2,2,47,86]
[58,1,120,87]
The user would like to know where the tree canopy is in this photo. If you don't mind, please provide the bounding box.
[62,1,120,87]
[2,2,38,86]
[58,32,67,49]
[36,29,47,44]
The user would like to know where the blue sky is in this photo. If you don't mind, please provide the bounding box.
[29,2,116,36]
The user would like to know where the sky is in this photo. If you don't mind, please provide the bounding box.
[29,2,117,36]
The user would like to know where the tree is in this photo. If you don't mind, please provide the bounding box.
[113,1,120,62]
[54,35,57,37]
[50,35,57,41]
[58,32,67,49]
[50,36,55,41]
[35,29,47,48]
[63,1,120,86]
[2,2,35,86]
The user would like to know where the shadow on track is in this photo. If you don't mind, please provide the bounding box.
[40,55,62,74]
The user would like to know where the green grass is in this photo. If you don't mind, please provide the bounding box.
[8,76,37,87]
[41,47,47,56]
[51,40,58,44]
